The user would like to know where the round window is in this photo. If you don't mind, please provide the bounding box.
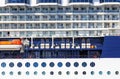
[17,62,22,67]
[41,62,46,67]
[33,62,38,67]
[66,62,71,67]
[82,62,87,67]
[57,62,63,67]
[9,62,14,67]
[1,62,6,68]
[49,62,55,67]
[25,62,30,67]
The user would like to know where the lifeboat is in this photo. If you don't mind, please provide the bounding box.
[0,39,22,50]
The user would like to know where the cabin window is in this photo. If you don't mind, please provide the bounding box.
[1,71,5,75]
[82,62,87,67]
[9,71,13,75]
[49,62,54,67]
[90,62,95,67]
[33,62,38,67]
[58,71,62,75]
[74,62,79,67]
[57,62,63,67]
[66,71,70,75]
[1,62,6,68]
[25,62,30,67]
[41,62,46,67]
[26,71,30,75]
[34,71,38,75]
[17,62,22,67]
[66,62,71,67]
[9,62,14,67]
[74,71,78,75]
[42,71,46,75]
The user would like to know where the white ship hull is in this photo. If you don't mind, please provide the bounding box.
[0,58,119,79]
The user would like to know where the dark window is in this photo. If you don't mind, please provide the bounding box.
[99,71,103,75]
[107,71,111,75]
[17,62,22,67]
[74,71,78,75]
[34,71,38,75]
[74,62,79,67]
[90,62,95,67]
[50,71,54,75]
[115,71,119,75]
[33,62,38,67]
[69,0,93,3]
[83,71,86,75]
[66,62,71,67]
[6,0,30,4]
[58,71,62,75]
[26,71,30,75]
[49,62,55,67]
[1,71,5,75]
[42,71,46,75]
[18,71,21,75]
[100,0,120,3]
[9,62,14,67]
[82,62,87,67]
[57,62,63,67]
[9,71,13,75]
[1,62,6,68]
[25,62,30,67]
[37,0,59,3]
[41,62,46,67]
[66,71,70,75]
[91,71,94,75]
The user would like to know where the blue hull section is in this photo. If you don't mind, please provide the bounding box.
[102,36,120,58]
[1,36,120,58]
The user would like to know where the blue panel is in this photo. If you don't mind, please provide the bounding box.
[100,0,120,3]
[6,0,30,4]
[102,36,120,58]
[69,0,93,3]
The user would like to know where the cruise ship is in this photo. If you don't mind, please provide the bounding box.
[0,0,120,79]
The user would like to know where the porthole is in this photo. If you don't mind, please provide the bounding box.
[74,62,79,67]
[34,71,38,75]
[99,71,103,75]
[33,62,38,67]
[83,71,86,75]
[115,71,119,75]
[9,62,14,68]
[57,62,63,67]
[66,62,71,67]
[49,62,54,67]
[1,71,5,75]
[50,71,54,75]
[1,62,6,68]
[25,62,30,67]
[90,62,95,67]
[41,62,46,67]
[17,62,22,67]
[18,71,21,75]
[91,71,94,75]
[9,71,13,75]
[42,71,46,75]
[58,71,62,75]
[26,71,30,75]
[82,62,87,67]
[107,71,111,75]
[66,71,70,75]
[74,71,78,75]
